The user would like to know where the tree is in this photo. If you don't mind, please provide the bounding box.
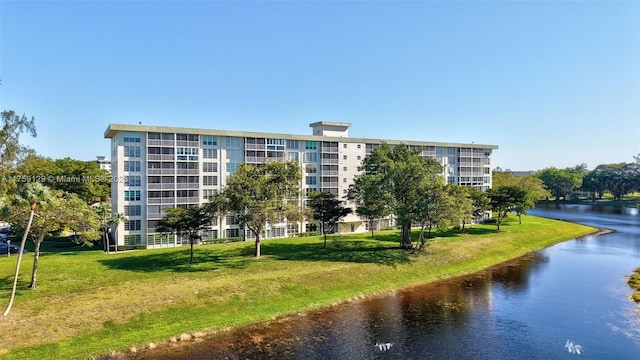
[487,185,526,231]
[354,143,442,249]
[95,203,112,253]
[445,184,475,234]
[221,161,301,258]
[0,111,37,196]
[596,163,639,200]
[536,167,582,200]
[3,182,51,316]
[413,177,447,249]
[468,186,491,225]
[582,168,607,201]
[15,155,111,203]
[347,174,391,239]
[109,212,128,253]
[8,191,101,289]
[156,205,211,263]
[308,191,352,248]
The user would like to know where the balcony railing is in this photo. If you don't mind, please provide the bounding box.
[147,139,175,146]
[147,154,175,161]
[147,169,175,175]
[321,158,339,165]
[176,183,200,189]
[148,183,177,190]
[176,140,199,147]
[176,197,200,204]
[245,144,266,150]
[176,169,199,175]
[321,170,339,176]
[147,197,175,205]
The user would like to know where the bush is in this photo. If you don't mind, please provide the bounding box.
[108,244,146,251]
[201,237,242,245]
[289,232,320,238]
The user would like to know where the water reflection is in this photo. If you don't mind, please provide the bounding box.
[125,205,640,359]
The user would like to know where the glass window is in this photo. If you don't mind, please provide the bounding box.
[124,190,141,201]
[123,161,141,172]
[203,176,218,186]
[286,140,299,149]
[123,132,141,143]
[124,205,141,216]
[203,162,218,172]
[305,176,317,185]
[124,146,141,157]
[305,152,317,162]
[126,175,141,186]
[225,137,241,148]
[202,135,217,146]
[305,164,317,173]
[203,148,217,159]
[305,141,317,150]
[286,152,299,161]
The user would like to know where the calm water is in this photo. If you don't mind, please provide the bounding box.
[131,204,640,359]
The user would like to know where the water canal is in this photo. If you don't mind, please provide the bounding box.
[129,204,640,359]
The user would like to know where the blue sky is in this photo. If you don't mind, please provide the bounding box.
[1,1,638,171]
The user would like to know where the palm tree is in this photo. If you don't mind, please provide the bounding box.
[3,182,51,316]
[109,212,127,253]
[94,203,111,254]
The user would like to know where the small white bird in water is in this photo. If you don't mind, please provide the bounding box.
[375,342,393,351]
[565,340,583,355]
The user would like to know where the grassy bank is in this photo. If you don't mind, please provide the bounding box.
[628,267,640,304]
[0,215,595,359]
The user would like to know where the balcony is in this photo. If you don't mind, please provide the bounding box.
[321,181,339,188]
[321,170,339,176]
[148,183,176,190]
[321,146,339,153]
[321,158,339,165]
[245,144,266,150]
[147,139,175,147]
[176,140,199,147]
[147,154,175,161]
[176,183,200,189]
[176,197,200,204]
[147,197,175,205]
[176,169,199,175]
[148,169,175,175]
[245,156,265,164]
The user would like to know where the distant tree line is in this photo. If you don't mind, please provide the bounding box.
[533,156,640,201]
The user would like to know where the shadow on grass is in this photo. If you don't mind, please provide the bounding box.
[263,239,415,267]
[98,245,254,273]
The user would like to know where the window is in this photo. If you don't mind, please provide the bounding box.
[226,149,243,162]
[225,229,240,238]
[124,190,141,201]
[343,178,347,183]
[203,162,218,172]
[123,132,141,143]
[357,155,361,160]
[287,152,299,161]
[226,216,236,225]
[305,141,317,150]
[124,220,141,231]
[124,205,141,216]
[357,144,361,149]
[124,146,141,157]
[124,234,143,245]
[203,176,218,186]
[126,175,141,186]
[447,147,457,155]
[202,135,217,146]
[343,155,347,160]
[305,164,317,173]
[203,149,217,159]
[124,161,141,172]
[305,176,317,185]
[267,138,285,151]
[305,152,317,162]
[225,137,241,148]
[202,189,216,199]
[286,140,299,149]
[343,144,347,148]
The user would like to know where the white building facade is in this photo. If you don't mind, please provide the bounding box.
[104,122,498,248]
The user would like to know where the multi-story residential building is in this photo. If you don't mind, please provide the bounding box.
[104,122,498,248]
[95,155,111,173]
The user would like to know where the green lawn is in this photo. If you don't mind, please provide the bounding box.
[0,215,595,359]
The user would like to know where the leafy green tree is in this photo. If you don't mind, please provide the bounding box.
[355,143,442,249]
[109,212,128,253]
[413,177,447,248]
[156,205,212,263]
[0,110,37,196]
[487,185,526,231]
[9,190,100,288]
[445,184,475,234]
[347,174,391,239]
[14,155,111,203]
[95,203,112,253]
[308,191,352,248]
[221,161,301,258]
[3,182,52,316]
[536,167,582,200]
[582,168,607,200]
[468,186,491,225]
[596,163,639,200]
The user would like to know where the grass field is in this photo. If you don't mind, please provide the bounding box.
[0,215,595,359]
